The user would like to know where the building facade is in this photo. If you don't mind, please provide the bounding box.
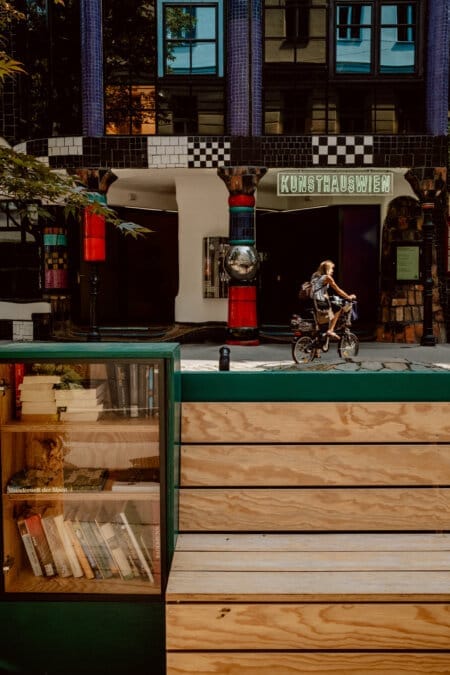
[1,0,449,342]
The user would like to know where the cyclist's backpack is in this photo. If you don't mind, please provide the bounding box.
[298,280,313,301]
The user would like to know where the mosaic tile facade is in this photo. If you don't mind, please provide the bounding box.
[15,135,447,170]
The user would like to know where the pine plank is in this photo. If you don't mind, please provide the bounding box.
[181,402,450,443]
[181,444,450,486]
[166,571,450,601]
[166,603,450,650]
[175,532,450,552]
[179,488,450,531]
[171,550,450,572]
[166,652,450,674]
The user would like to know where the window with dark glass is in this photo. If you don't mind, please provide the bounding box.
[285,0,310,44]
[103,0,157,135]
[335,1,418,75]
[264,0,327,65]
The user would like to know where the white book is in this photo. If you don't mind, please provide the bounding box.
[54,383,106,401]
[21,402,57,414]
[20,389,56,402]
[22,375,61,385]
[59,410,101,422]
[53,514,84,578]
[111,481,160,493]
[118,507,154,583]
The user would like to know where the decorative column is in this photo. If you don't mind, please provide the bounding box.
[71,169,117,341]
[405,167,447,345]
[218,166,267,345]
[80,0,104,136]
[425,0,449,135]
[228,0,263,135]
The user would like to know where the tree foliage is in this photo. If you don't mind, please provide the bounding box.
[0,0,149,237]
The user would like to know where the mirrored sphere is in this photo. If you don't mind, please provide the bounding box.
[224,245,259,280]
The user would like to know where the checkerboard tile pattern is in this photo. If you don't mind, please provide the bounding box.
[188,138,231,168]
[312,135,374,166]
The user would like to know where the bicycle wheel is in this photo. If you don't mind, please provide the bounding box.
[292,336,316,363]
[338,332,359,359]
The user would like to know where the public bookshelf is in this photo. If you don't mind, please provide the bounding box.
[0,344,176,598]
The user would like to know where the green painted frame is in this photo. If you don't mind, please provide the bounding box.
[0,342,181,675]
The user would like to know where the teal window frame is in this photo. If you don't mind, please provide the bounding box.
[157,0,224,77]
[335,1,418,75]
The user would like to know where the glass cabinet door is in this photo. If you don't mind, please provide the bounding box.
[1,359,164,596]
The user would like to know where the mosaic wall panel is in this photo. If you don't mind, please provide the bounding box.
[14,134,448,170]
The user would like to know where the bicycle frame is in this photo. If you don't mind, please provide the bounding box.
[291,300,358,362]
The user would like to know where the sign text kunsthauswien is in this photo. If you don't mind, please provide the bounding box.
[277,171,393,196]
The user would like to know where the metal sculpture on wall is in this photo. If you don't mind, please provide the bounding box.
[218,166,267,345]
[203,236,229,298]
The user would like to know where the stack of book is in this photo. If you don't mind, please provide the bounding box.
[19,374,61,419]
[16,501,160,584]
[55,382,106,422]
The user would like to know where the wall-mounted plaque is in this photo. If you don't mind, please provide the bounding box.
[396,245,420,281]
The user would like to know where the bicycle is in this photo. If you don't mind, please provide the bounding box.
[291,298,359,364]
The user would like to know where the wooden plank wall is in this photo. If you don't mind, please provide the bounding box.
[166,401,450,674]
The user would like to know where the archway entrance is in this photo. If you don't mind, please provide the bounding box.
[256,204,380,336]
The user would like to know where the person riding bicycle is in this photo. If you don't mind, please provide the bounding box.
[310,260,356,340]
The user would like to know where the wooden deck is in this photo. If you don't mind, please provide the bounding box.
[166,401,450,674]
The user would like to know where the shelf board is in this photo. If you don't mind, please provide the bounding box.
[1,417,160,435]
[5,571,161,595]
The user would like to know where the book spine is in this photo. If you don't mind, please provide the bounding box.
[98,522,134,580]
[129,364,139,418]
[70,519,101,579]
[118,511,154,583]
[91,520,120,578]
[40,515,73,578]
[112,522,142,579]
[17,519,43,576]
[114,364,130,417]
[24,514,56,577]
[53,515,84,578]
[64,520,95,580]
[78,521,112,579]
[138,364,149,417]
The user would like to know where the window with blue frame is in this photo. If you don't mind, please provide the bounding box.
[158,0,223,76]
[335,1,417,75]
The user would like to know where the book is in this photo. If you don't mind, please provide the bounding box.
[21,401,57,415]
[7,467,108,493]
[138,364,150,417]
[64,519,95,580]
[19,389,56,403]
[22,374,61,385]
[54,382,106,402]
[98,522,134,580]
[111,481,160,493]
[76,519,113,579]
[114,364,130,417]
[40,509,73,578]
[23,512,56,577]
[52,514,84,578]
[92,517,120,578]
[17,518,43,576]
[129,364,139,418]
[59,406,104,422]
[118,502,154,583]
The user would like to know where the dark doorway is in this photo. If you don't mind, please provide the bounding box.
[256,205,380,335]
[72,208,178,327]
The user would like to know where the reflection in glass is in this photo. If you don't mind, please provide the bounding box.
[165,5,217,74]
[380,4,415,73]
[335,4,372,73]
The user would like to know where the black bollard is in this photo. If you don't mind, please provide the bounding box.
[219,346,230,371]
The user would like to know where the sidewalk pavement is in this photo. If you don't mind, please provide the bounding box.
[180,341,450,372]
